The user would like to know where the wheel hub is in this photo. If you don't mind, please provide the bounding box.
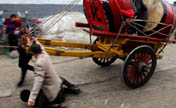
[138,62,147,73]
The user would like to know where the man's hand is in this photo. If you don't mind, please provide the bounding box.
[27,99,35,107]
[31,37,38,44]
[32,37,38,42]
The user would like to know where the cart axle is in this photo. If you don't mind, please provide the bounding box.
[138,62,147,73]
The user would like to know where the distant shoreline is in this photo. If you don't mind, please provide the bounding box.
[0,4,83,18]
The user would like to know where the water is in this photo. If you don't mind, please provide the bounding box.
[0,4,83,18]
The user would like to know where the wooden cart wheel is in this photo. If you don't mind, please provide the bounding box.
[123,45,157,88]
[92,38,117,67]
[92,57,117,67]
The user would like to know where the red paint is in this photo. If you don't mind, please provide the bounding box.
[108,0,122,32]
[114,0,134,18]
[108,0,134,32]
[83,0,134,32]
[92,29,176,43]
[83,0,109,31]
[82,0,176,40]
[159,0,175,36]
[75,22,89,28]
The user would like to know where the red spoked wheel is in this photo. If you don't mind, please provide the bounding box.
[123,45,157,88]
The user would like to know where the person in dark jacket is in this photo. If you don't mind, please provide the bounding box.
[4,14,21,51]
[17,26,34,87]
[128,0,148,35]
[135,0,148,32]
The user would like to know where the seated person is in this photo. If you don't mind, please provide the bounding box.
[135,0,148,31]
[20,38,80,108]
[128,0,148,35]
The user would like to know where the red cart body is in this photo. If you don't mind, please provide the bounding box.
[83,0,176,39]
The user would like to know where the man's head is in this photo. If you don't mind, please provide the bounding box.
[20,89,30,102]
[21,26,30,34]
[29,43,42,57]
[10,14,17,22]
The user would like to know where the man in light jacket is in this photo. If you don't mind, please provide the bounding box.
[20,39,80,108]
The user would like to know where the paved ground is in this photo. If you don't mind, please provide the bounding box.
[0,44,176,108]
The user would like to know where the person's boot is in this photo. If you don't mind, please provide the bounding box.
[69,86,81,94]
[63,86,80,95]
[59,105,68,108]
[48,104,68,108]
[17,69,27,87]
[17,80,24,87]
[60,77,75,88]
[60,77,80,94]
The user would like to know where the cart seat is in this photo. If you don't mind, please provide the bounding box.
[114,0,135,18]
[143,0,164,31]
[131,0,164,32]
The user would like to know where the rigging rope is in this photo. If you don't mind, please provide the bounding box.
[26,0,81,38]
[38,0,81,37]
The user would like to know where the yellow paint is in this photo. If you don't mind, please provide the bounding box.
[24,37,164,60]
[38,38,97,50]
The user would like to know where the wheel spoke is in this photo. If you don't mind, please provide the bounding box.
[139,73,143,83]
[135,54,139,63]
[141,53,147,60]
[107,58,110,63]
[129,66,137,71]
[130,59,138,66]
[134,74,139,84]
[129,69,139,84]
[141,52,146,59]
[103,58,106,63]
[128,68,137,81]
[130,74,136,84]
[138,52,144,61]
[100,58,103,62]
[128,72,134,81]
[128,68,137,75]
[144,53,150,59]
[137,72,142,84]
[142,72,148,79]
[92,38,117,67]
[144,54,152,62]
[141,73,145,80]
[136,75,141,84]
[93,57,117,67]
[146,61,152,65]
[146,66,151,71]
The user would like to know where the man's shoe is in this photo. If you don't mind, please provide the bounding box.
[60,106,68,108]
[48,104,68,108]
[17,80,24,87]
[68,86,81,95]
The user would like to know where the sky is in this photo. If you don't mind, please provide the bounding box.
[0,0,174,4]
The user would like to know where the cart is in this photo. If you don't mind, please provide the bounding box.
[22,0,176,88]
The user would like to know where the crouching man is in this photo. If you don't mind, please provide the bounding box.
[20,38,80,108]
